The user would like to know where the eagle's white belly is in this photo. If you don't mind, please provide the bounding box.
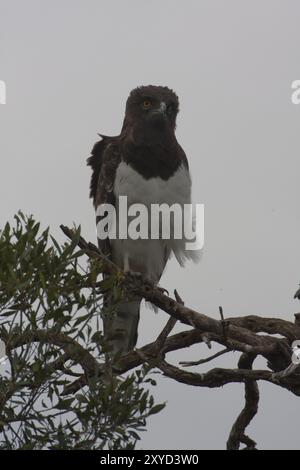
[111,162,192,283]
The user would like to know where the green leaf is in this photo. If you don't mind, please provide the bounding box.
[148,403,166,416]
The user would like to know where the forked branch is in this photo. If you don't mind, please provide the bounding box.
[58,226,300,449]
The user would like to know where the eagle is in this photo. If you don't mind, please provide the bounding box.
[87,85,198,355]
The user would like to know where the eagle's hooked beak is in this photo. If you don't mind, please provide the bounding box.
[151,101,167,118]
[149,101,167,125]
[158,101,167,115]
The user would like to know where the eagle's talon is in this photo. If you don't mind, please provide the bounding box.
[126,270,143,279]
[156,286,169,296]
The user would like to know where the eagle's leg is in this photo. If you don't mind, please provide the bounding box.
[123,251,144,279]
[123,251,130,272]
[104,300,141,355]
[104,253,141,356]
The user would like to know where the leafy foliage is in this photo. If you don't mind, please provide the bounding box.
[0,213,164,449]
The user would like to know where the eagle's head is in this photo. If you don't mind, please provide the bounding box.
[123,85,179,132]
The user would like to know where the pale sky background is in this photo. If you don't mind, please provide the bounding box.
[1,0,300,450]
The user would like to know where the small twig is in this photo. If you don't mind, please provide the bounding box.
[219,306,225,322]
[272,362,300,380]
[294,286,300,300]
[294,313,300,326]
[155,317,178,354]
[149,290,183,351]
[174,289,184,305]
[219,306,230,341]
[180,348,231,367]
[150,289,181,354]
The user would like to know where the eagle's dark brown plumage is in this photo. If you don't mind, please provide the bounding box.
[87,85,196,354]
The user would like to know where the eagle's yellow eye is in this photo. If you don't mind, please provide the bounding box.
[143,100,152,109]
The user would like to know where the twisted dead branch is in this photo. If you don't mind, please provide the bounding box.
[30,226,298,448]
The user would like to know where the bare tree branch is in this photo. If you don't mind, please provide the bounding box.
[56,226,300,449]
[227,353,259,450]
[180,348,231,367]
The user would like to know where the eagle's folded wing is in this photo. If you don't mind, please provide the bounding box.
[87,136,121,257]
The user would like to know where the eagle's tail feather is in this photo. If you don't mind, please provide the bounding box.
[104,300,140,355]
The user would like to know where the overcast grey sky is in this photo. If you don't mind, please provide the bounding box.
[1,0,300,449]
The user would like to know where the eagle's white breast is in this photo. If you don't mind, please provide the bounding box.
[114,161,191,206]
[111,161,193,283]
